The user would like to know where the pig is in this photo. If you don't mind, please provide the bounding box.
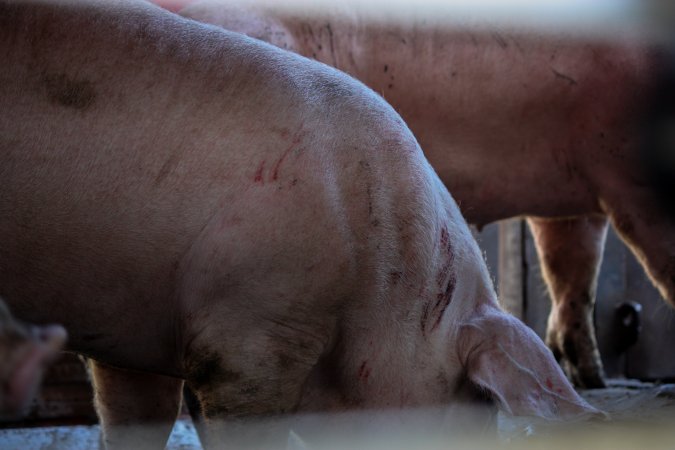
[175,0,675,388]
[0,0,598,448]
[0,298,66,419]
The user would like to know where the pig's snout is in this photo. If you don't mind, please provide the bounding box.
[36,324,68,354]
[1,324,67,417]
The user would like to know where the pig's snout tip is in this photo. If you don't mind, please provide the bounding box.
[38,324,67,352]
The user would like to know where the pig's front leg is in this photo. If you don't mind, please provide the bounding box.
[185,356,320,450]
[527,215,609,389]
[182,318,329,449]
[89,360,184,450]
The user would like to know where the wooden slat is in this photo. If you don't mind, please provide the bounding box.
[498,219,526,320]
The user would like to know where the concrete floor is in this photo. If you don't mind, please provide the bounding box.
[2,380,675,450]
[0,417,201,450]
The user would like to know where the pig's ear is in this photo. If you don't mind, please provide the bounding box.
[457,307,602,420]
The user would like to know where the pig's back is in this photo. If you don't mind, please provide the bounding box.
[0,1,441,375]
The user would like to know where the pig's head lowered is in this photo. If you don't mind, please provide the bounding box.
[452,302,602,421]
[0,299,67,419]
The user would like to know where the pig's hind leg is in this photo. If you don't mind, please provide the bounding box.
[89,359,184,450]
[527,214,609,388]
[599,188,675,309]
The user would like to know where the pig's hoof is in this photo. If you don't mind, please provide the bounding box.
[571,366,606,390]
[547,330,606,389]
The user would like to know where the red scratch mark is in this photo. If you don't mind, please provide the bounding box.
[272,125,306,181]
[272,146,295,181]
[436,225,455,286]
[254,161,265,184]
[545,378,553,390]
[436,260,452,287]
[358,361,371,381]
[252,125,305,184]
[440,226,449,249]
[426,223,457,333]
[430,277,455,332]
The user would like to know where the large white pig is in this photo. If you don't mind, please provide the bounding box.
[0,298,66,419]
[175,0,675,389]
[0,0,597,448]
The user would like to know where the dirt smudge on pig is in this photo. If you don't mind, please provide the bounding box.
[186,350,241,390]
[420,301,430,334]
[43,72,96,110]
[551,67,578,86]
[390,271,403,285]
[358,160,375,217]
[491,32,508,49]
[276,352,296,370]
[154,151,181,185]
